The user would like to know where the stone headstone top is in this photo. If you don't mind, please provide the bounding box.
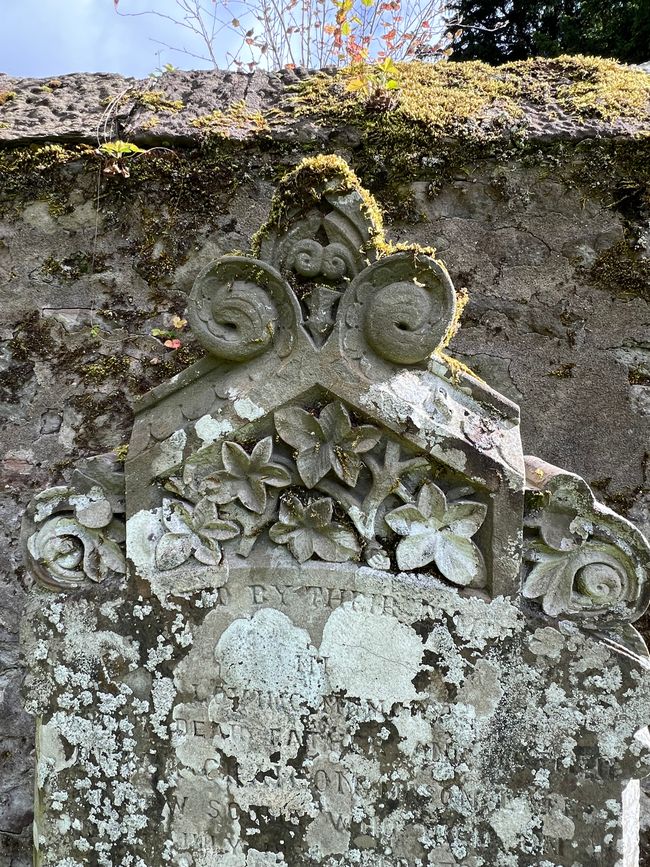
[20,156,650,867]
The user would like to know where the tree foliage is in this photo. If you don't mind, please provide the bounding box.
[448,0,650,64]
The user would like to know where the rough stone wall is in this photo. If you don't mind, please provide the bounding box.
[1,67,649,866]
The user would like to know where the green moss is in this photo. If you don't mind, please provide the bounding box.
[288,56,650,214]
[548,363,576,378]
[296,56,650,136]
[8,312,56,362]
[0,91,16,107]
[83,355,132,385]
[190,100,270,138]
[137,90,184,113]
[70,391,134,453]
[41,252,107,282]
[130,343,205,394]
[629,366,650,386]
[0,143,96,216]
[251,154,385,255]
[588,241,650,302]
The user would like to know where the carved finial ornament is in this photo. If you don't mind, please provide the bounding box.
[522,456,650,626]
[22,456,126,591]
[187,156,457,368]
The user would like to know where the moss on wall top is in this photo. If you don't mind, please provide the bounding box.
[297,56,650,138]
[0,56,648,148]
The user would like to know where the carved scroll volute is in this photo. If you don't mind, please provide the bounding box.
[522,456,650,626]
[21,455,126,592]
[187,256,301,361]
[338,250,457,368]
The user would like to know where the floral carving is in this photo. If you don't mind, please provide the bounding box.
[269,495,360,563]
[25,482,126,591]
[521,458,650,624]
[160,402,490,573]
[205,437,291,514]
[385,481,487,586]
[155,498,239,570]
[275,402,381,488]
[522,542,635,618]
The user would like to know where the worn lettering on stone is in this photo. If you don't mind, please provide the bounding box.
[21,156,650,867]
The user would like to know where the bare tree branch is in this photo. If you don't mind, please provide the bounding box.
[114,0,452,71]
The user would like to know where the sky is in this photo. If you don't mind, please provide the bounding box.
[0,0,229,78]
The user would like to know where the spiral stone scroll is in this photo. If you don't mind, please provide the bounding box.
[522,456,650,626]
[339,251,457,366]
[187,256,300,361]
[21,454,126,592]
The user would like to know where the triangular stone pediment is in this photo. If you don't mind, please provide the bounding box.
[125,158,526,600]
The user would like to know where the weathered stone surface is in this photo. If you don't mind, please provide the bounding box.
[1,67,649,864]
[1,59,649,146]
[17,156,650,866]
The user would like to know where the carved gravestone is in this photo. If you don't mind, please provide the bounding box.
[21,156,650,867]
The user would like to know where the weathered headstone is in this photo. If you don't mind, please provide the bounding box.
[21,156,650,867]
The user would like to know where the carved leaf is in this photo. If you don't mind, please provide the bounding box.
[222,440,254,477]
[384,503,428,536]
[522,553,575,617]
[433,533,486,587]
[417,481,447,523]
[274,407,329,488]
[522,543,632,618]
[74,495,113,529]
[318,401,352,443]
[385,482,487,586]
[392,531,436,570]
[193,497,240,542]
[193,541,223,566]
[269,494,360,564]
[444,501,488,538]
[274,406,323,451]
[209,437,291,513]
[155,497,240,570]
[312,526,361,562]
[162,499,193,533]
[92,536,128,578]
[286,529,315,563]
[155,533,194,570]
[275,402,380,488]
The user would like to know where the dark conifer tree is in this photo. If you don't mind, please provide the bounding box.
[448,0,650,63]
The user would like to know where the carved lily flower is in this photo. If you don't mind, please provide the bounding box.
[269,495,360,563]
[155,497,239,570]
[385,481,487,586]
[207,437,291,514]
[274,401,381,488]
